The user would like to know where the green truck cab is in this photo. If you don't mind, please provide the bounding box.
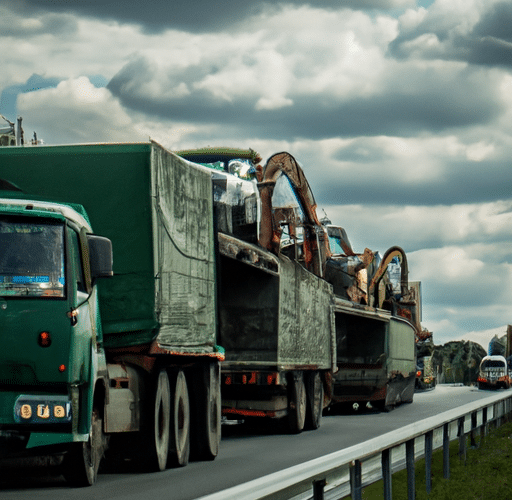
[0,192,112,484]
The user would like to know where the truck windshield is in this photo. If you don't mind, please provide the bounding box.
[482,360,506,369]
[0,218,65,298]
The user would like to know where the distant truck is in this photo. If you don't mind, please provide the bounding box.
[0,142,224,485]
[477,356,511,390]
[415,328,437,391]
[478,326,512,390]
[323,223,419,410]
[415,354,436,391]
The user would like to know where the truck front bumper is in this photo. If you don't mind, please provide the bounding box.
[0,392,80,457]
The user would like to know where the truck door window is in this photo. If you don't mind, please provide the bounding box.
[69,229,86,294]
[0,218,65,298]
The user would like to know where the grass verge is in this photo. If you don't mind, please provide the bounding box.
[343,420,512,499]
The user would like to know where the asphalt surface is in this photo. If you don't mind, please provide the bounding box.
[0,384,502,500]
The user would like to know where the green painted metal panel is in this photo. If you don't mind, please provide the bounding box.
[278,257,334,368]
[0,143,217,350]
[388,316,416,374]
[26,431,76,448]
[0,143,155,345]
[0,295,73,388]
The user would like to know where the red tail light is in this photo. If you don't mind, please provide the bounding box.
[38,331,52,348]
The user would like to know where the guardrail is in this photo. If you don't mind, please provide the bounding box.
[198,388,512,500]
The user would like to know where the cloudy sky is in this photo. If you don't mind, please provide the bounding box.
[2,0,512,347]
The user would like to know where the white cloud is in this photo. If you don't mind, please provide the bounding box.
[410,246,485,282]
[17,77,148,143]
[322,200,512,253]
[0,6,150,88]
[466,141,495,161]
[101,6,401,114]
[392,0,511,67]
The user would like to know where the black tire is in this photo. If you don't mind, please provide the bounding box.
[139,369,171,472]
[190,362,221,461]
[63,408,106,487]
[168,370,190,467]
[402,377,415,404]
[287,373,306,434]
[305,371,323,430]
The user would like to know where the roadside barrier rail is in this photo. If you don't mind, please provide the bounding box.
[198,388,512,500]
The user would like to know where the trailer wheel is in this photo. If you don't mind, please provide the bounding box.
[168,370,190,467]
[63,408,105,487]
[190,361,221,461]
[305,371,323,430]
[139,369,171,472]
[287,373,306,434]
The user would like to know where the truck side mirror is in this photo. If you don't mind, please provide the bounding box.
[87,234,113,281]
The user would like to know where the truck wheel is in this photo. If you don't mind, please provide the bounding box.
[139,369,171,472]
[191,361,221,461]
[63,408,105,487]
[287,373,306,434]
[168,370,190,467]
[305,371,323,430]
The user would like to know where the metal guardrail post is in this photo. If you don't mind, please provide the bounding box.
[406,439,415,500]
[457,417,466,464]
[382,448,392,500]
[481,406,488,443]
[312,479,326,500]
[470,411,477,448]
[425,430,433,494]
[443,423,450,479]
[493,402,500,428]
[350,460,362,500]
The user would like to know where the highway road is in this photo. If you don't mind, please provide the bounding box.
[0,384,504,500]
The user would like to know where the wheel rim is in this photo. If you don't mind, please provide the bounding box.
[289,374,306,433]
[297,378,306,429]
[154,370,171,470]
[172,370,190,465]
[207,364,221,456]
[309,372,323,428]
[64,409,103,486]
